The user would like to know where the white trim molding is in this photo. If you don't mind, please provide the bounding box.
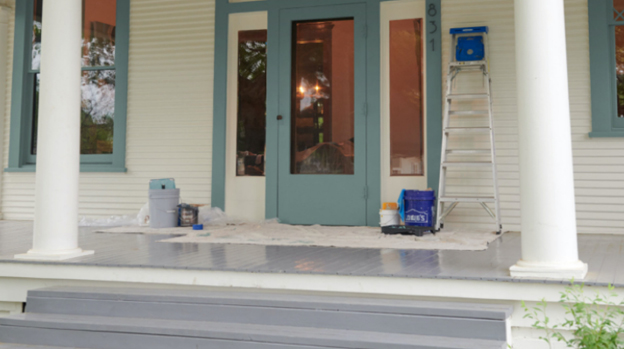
[510,259,588,280]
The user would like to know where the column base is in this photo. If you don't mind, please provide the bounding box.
[15,248,94,261]
[510,260,587,280]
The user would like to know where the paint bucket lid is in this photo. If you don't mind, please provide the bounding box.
[382,202,398,210]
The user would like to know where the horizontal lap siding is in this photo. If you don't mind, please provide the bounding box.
[0,0,620,234]
[1,0,216,219]
[442,0,623,234]
[0,2,28,220]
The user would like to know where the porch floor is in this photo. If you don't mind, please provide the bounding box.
[0,221,621,287]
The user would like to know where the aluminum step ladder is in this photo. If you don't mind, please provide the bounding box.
[435,27,502,234]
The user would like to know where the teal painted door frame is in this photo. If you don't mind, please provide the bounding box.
[276,3,368,226]
[211,0,442,226]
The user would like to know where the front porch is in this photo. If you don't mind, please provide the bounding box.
[0,221,620,348]
[0,221,618,287]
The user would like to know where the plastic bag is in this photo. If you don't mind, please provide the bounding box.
[137,202,150,226]
[198,207,229,226]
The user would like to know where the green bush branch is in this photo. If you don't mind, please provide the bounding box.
[522,282,624,349]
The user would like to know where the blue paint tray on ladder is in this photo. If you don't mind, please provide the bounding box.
[451,26,488,62]
[456,36,484,61]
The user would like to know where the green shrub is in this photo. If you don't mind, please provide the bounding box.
[522,283,624,349]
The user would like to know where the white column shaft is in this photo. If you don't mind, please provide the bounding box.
[17,0,93,260]
[511,0,586,278]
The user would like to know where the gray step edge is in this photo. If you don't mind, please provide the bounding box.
[24,297,507,341]
[27,287,513,320]
[2,328,507,349]
[0,314,506,349]
[0,345,89,349]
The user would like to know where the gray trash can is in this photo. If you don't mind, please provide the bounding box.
[149,188,180,228]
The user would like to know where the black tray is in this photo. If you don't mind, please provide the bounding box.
[381,225,435,237]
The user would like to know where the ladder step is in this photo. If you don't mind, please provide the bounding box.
[440,196,496,203]
[449,60,487,67]
[446,149,491,155]
[447,94,489,100]
[449,110,489,116]
[445,127,491,134]
[442,162,492,167]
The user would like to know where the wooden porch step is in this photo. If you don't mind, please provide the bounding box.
[0,313,507,349]
[0,287,512,349]
[24,286,510,341]
[27,286,513,321]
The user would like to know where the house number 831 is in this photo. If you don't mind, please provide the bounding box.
[428,3,438,51]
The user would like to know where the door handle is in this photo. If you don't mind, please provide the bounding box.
[277,115,283,120]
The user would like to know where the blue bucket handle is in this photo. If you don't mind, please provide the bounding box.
[397,189,406,222]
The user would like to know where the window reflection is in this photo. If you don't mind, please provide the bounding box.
[291,19,355,175]
[31,0,42,70]
[389,18,424,176]
[30,0,117,155]
[617,26,624,118]
[237,30,267,176]
[615,0,624,21]
[82,0,116,67]
[81,70,115,154]
[31,74,40,154]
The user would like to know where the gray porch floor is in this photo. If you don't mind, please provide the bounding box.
[0,221,622,287]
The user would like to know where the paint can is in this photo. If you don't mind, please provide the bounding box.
[149,189,180,228]
[402,190,436,227]
[380,209,400,227]
[178,204,200,227]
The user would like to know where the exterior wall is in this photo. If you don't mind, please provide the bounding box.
[442,0,623,234]
[1,1,15,220]
[0,301,21,318]
[0,0,620,234]
[1,0,215,220]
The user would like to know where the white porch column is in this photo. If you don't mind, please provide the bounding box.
[15,0,93,261]
[510,0,586,279]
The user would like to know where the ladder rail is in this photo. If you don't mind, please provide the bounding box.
[435,67,454,231]
[485,71,503,233]
[435,38,457,231]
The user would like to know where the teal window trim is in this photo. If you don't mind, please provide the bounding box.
[211,0,442,225]
[5,0,130,172]
[588,0,624,137]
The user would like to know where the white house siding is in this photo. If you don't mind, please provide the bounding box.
[441,0,623,234]
[1,0,216,220]
[0,0,620,235]
[1,1,21,220]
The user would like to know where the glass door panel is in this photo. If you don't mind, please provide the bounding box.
[291,19,355,175]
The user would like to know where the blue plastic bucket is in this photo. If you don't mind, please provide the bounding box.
[402,190,436,227]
